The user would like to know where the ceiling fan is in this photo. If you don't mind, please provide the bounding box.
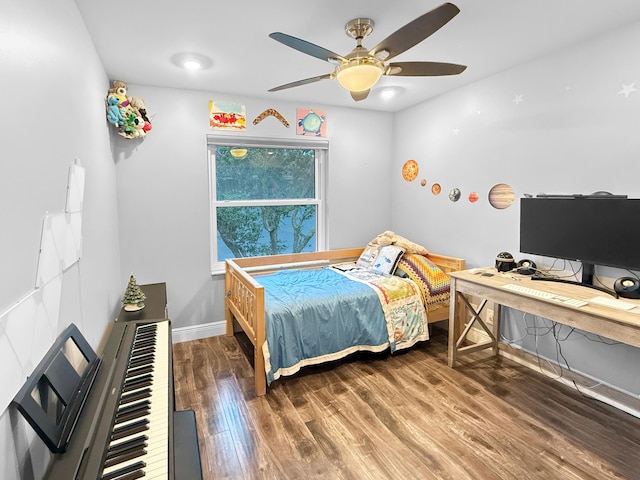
[268,2,467,101]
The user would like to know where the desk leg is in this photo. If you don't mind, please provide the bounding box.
[492,303,501,356]
[448,279,499,367]
[448,278,459,367]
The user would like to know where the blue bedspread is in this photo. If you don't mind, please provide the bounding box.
[259,267,427,385]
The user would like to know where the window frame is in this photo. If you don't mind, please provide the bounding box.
[207,134,328,274]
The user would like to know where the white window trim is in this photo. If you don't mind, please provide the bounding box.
[207,135,328,275]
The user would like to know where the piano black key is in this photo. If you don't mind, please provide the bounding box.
[126,364,154,377]
[128,354,155,368]
[104,447,147,469]
[111,419,150,441]
[137,323,157,332]
[107,435,148,457]
[114,407,151,425]
[119,388,152,405]
[117,399,150,415]
[130,346,155,357]
[135,327,156,337]
[112,471,146,480]
[132,338,156,349]
[101,460,146,480]
[122,375,153,393]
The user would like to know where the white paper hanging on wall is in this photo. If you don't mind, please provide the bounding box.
[36,215,61,288]
[69,212,82,260]
[66,162,85,214]
[0,326,24,413]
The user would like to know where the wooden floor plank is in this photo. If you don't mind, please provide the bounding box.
[173,328,640,479]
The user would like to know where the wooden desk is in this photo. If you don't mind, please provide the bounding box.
[448,269,640,367]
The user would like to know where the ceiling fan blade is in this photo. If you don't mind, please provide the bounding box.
[350,90,370,102]
[369,3,460,61]
[386,61,466,77]
[268,73,332,92]
[269,32,346,63]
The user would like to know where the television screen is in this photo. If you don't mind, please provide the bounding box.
[520,197,640,273]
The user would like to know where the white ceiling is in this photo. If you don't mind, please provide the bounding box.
[76,0,640,112]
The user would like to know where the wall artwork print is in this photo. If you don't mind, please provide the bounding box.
[209,100,246,130]
[297,108,326,136]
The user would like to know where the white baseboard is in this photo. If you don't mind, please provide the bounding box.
[499,344,640,418]
[171,320,225,343]
[465,325,640,417]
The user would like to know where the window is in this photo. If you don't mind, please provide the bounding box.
[208,135,327,272]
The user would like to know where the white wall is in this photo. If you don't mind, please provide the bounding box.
[0,1,121,479]
[4,1,640,477]
[115,85,395,330]
[392,21,640,404]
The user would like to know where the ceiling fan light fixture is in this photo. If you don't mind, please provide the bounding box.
[336,57,383,92]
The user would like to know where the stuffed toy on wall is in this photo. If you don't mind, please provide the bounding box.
[106,95,125,127]
[105,80,153,139]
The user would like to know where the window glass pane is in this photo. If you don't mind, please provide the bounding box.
[216,146,315,201]
[217,205,316,260]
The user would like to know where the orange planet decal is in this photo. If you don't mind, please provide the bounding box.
[469,192,479,203]
[488,183,515,209]
[420,179,427,187]
[431,183,441,195]
[402,160,419,182]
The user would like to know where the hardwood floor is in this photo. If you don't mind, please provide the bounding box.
[172,327,640,479]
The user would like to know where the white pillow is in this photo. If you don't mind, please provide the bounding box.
[356,242,379,269]
[370,245,406,275]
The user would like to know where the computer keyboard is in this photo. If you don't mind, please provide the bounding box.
[588,295,638,311]
[501,283,588,307]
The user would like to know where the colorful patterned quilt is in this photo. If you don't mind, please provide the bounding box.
[259,267,429,385]
[341,268,428,349]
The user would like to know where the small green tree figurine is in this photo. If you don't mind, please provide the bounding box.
[122,275,146,311]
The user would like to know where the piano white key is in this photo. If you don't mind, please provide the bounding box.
[102,321,171,479]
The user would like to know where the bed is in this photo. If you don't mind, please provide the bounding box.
[225,247,465,396]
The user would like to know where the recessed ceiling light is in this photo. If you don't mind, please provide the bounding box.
[170,52,213,71]
[376,86,405,100]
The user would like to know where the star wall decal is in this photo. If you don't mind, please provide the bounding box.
[618,82,637,98]
[513,94,524,106]
[452,128,459,136]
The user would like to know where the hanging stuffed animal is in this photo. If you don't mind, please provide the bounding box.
[108,80,130,108]
[130,97,152,134]
[105,81,152,138]
[106,94,125,127]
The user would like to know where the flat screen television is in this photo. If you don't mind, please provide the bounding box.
[519,196,640,291]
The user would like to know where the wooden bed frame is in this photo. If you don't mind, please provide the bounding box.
[225,248,466,396]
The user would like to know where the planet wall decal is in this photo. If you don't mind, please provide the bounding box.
[488,183,515,209]
[431,183,441,195]
[420,179,427,187]
[449,187,461,202]
[402,160,419,182]
[469,192,479,203]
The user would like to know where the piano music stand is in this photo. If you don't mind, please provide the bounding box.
[12,324,100,453]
